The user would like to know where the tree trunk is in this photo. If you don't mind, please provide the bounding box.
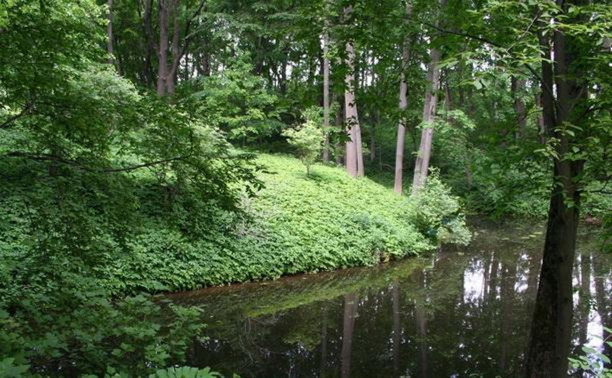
[322,27,331,163]
[536,93,546,144]
[394,0,413,194]
[166,0,180,95]
[143,0,156,87]
[411,0,445,195]
[525,167,581,377]
[344,5,363,178]
[157,0,170,96]
[411,48,441,195]
[525,6,587,374]
[335,95,344,165]
[107,0,114,65]
[511,77,527,139]
[370,110,378,162]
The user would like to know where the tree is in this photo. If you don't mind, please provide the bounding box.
[322,1,332,163]
[343,5,364,178]
[283,119,325,175]
[411,0,446,195]
[393,0,414,194]
[525,1,604,374]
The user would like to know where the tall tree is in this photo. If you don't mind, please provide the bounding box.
[411,0,445,195]
[511,77,527,139]
[322,4,331,163]
[107,0,114,65]
[343,5,364,177]
[393,0,413,194]
[525,1,596,375]
[157,0,170,95]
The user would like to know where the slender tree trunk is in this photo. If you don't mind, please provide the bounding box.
[143,0,155,87]
[415,275,428,377]
[344,5,363,177]
[157,0,170,96]
[394,0,413,194]
[511,77,527,139]
[341,293,358,378]
[107,0,114,65]
[335,95,344,165]
[536,93,546,144]
[411,48,441,195]
[411,0,445,195]
[166,0,180,95]
[370,110,378,162]
[322,27,331,163]
[500,256,518,370]
[525,7,587,374]
[320,305,328,374]
[392,283,401,376]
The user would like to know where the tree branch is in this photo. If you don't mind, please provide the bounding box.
[422,21,557,106]
[3,152,192,173]
[0,103,33,129]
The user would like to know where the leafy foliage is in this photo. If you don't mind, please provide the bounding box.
[283,118,325,175]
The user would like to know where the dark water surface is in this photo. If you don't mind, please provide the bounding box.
[169,221,611,377]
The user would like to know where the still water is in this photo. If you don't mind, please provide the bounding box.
[169,221,611,377]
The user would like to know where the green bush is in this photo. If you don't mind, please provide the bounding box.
[407,170,472,246]
[0,274,204,377]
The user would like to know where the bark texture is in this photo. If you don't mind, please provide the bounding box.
[322,27,331,162]
[393,0,413,194]
[343,6,364,177]
[411,0,445,195]
[411,47,441,195]
[525,3,587,375]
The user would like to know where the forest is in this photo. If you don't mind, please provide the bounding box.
[0,0,610,376]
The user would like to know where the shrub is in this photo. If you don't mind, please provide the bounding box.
[407,170,472,246]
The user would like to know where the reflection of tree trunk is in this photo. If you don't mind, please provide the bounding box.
[320,305,328,375]
[483,251,492,300]
[593,255,611,366]
[342,293,358,378]
[392,283,401,376]
[527,252,542,297]
[525,252,542,331]
[500,256,518,370]
[578,254,591,346]
[415,270,428,378]
[488,256,499,302]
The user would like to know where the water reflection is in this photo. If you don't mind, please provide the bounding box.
[169,221,610,377]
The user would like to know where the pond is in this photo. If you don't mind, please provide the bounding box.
[168,220,611,377]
